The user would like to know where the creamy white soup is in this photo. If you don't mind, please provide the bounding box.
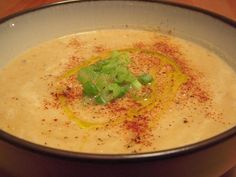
[0,29,235,153]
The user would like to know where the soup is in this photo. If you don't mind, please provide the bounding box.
[0,29,235,153]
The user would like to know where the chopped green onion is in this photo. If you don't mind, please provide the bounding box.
[77,68,97,85]
[114,67,129,84]
[95,95,107,105]
[125,73,136,83]
[83,81,99,96]
[131,79,142,90]
[117,85,130,98]
[95,73,109,91]
[77,51,154,105]
[102,83,122,102]
[101,62,117,74]
[138,73,153,85]
[108,83,122,98]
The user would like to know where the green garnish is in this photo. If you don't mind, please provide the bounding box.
[95,95,107,105]
[100,83,123,103]
[83,81,99,96]
[77,51,153,105]
[131,79,142,90]
[77,68,98,85]
[138,73,153,85]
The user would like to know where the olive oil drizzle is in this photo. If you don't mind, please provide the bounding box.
[57,48,188,128]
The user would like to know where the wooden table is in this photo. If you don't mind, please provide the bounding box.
[0,0,236,21]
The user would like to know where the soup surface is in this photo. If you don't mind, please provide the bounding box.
[0,29,235,153]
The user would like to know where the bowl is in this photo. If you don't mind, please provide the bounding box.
[0,1,236,177]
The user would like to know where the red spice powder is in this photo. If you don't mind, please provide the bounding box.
[133,42,146,49]
[125,115,148,135]
[107,101,127,114]
[124,114,152,145]
[152,39,210,104]
[66,38,81,48]
[182,79,210,103]
[130,52,161,75]
[153,41,181,59]
[152,39,223,128]
[49,85,82,106]
[65,56,83,70]
[61,85,82,102]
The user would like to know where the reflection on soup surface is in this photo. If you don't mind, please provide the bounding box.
[0,29,235,153]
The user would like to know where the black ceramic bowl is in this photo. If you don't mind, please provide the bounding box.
[0,1,235,177]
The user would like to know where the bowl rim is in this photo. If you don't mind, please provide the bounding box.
[0,0,236,162]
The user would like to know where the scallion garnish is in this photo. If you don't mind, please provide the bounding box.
[95,95,107,105]
[77,51,153,105]
[138,73,153,85]
[83,81,99,96]
[131,79,142,90]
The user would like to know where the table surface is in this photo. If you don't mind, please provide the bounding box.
[0,0,236,21]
